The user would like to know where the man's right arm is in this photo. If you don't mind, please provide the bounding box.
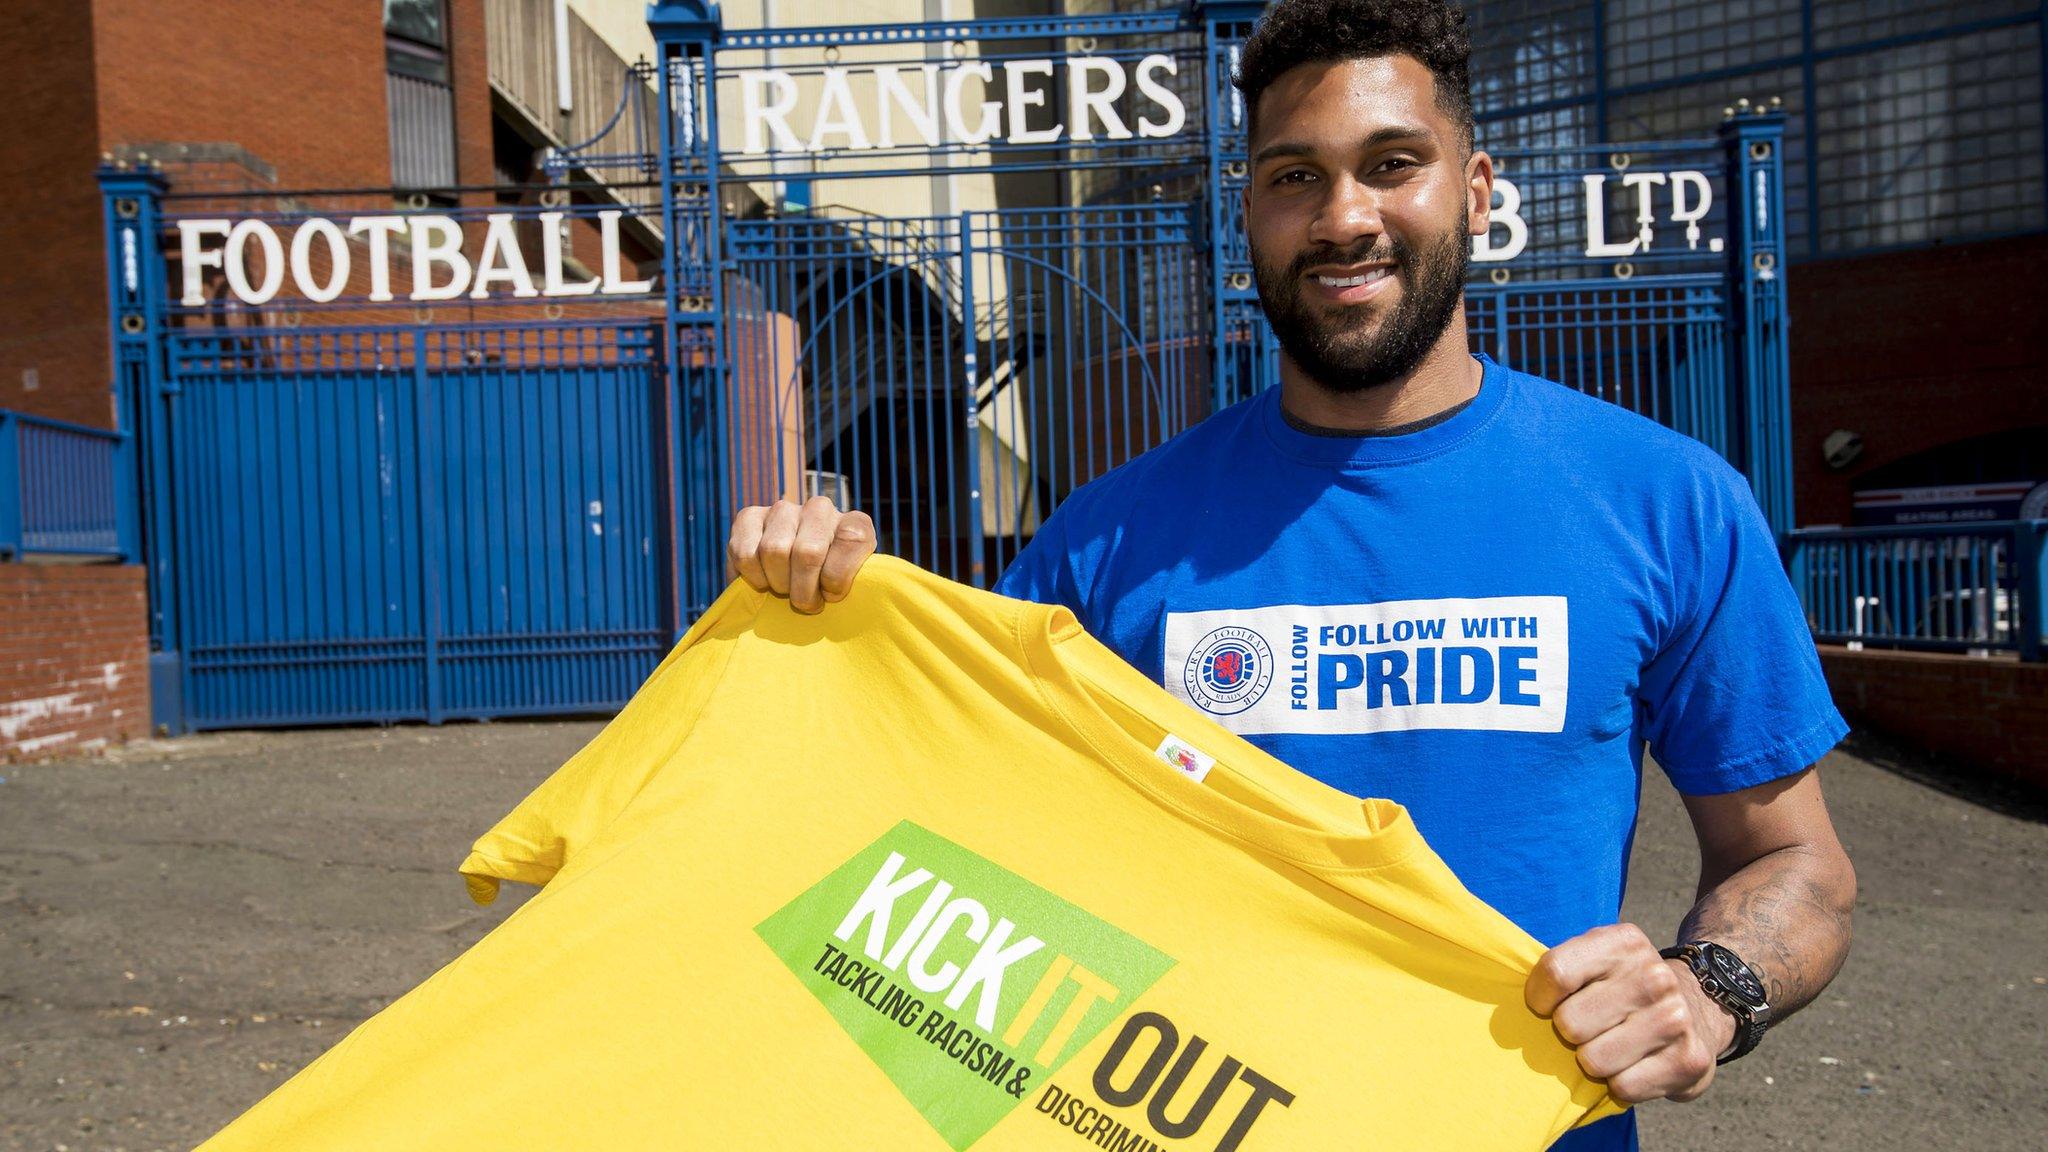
[727,497,876,614]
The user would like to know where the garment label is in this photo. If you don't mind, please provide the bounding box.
[1164,597,1570,735]
[1154,734,1216,783]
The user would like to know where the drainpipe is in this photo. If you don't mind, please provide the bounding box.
[927,0,955,218]
[553,0,574,113]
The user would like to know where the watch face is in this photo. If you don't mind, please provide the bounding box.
[1707,946,1767,1004]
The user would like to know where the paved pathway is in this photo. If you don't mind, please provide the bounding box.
[1,724,2042,1151]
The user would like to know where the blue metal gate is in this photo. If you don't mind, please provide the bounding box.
[101,0,1792,732]
[99,176,676,730]
[643,0,1791,619]
[159,322,667,727]
[723,205,1204,588]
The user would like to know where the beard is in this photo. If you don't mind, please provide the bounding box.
[1250,219,1470,394]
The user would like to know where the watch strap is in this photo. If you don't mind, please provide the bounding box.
[1660,942,1770,1064]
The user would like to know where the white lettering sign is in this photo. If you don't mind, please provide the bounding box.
[1469,172,1724,262]
[733,54,1189,155]
[1581,171,1722,258]
[177,212,655,306]
[1470,178,1529,263]
[178,166,1725,307]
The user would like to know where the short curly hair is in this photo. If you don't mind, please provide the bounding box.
[1234,0,1474,146]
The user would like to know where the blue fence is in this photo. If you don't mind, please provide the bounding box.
[643,0,1799,617]
[1789,522,2048,662]
[0,409,133,562]
[152,321,668,729]
[99,0,1800,733]
[722,204,1207,588]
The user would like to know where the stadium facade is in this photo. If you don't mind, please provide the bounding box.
[0,0,2042,760]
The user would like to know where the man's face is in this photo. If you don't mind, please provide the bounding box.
[1243,55,1487,393]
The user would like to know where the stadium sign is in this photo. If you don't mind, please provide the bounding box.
[1474,171,1721,264]
[172,170,1725,306]
[174,210,653,307]
[733,56,1190,154]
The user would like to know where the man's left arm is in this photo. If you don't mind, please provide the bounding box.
[1525,766,1856,1103]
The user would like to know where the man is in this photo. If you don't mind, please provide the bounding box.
[727,1,1856,1148]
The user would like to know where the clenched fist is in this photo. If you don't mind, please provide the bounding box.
[1526,923,1735,1104]
[727,497,877,613]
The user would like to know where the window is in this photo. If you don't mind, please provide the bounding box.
[1811,0,2034,52]
[1610,67,1810,251]
[1815,25,2045,251]
[1464,0,2048,258]
[385,0,457,189]
[385,0,446,49]
[1467,0,1598,116]
[1604,0,1801,90]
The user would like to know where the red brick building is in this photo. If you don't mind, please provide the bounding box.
[2,1,2041,777]
[0,0,534,759]
[0,0,499,432]
[1787,238,2048,789]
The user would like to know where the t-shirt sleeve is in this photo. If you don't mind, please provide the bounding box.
[1639,468,1848,795]
[993,468,1137,627]
[457,585,751,904]
[994,498,1087,613]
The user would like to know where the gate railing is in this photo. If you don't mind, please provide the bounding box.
[97,0,1800,734]
[0,409,134,562]
[641,0,1796,620]
[1789,521,2048,661]
[96,155,676,733]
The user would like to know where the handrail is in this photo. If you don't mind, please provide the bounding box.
[1788,520,2048,661]
[0,408,131,562]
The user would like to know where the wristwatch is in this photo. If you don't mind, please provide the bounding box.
[1660,941,1772,1064]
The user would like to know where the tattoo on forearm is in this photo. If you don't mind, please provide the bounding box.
[1678,849,1855,1019]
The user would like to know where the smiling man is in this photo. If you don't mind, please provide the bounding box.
[727,2,1857,1149]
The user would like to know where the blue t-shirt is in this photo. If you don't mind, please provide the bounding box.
[995,354,1846,1152]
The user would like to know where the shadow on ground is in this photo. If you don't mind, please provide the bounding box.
[1,722,2043,1151]
[1831,729,2048,825]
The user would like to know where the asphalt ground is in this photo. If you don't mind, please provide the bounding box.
[1,723,2043,1151]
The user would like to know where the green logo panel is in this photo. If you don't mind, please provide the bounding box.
[756,820,1174,1149]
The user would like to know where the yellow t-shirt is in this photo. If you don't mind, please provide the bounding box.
[200,556,1621,1152]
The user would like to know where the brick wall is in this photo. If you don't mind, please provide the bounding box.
[0,565,150,762]
[93,0,392,191]
[0,0,501,438]
[1818,646,2048,791]
[0,3,114,428]
[92,0,493,194]
[1789,234,2048,527]
[448,0,495,207]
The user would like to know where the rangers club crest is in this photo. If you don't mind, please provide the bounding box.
[1182,626,1274,715]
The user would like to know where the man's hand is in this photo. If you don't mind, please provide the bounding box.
[728,497,876,613]
[1526,923,1735,1104]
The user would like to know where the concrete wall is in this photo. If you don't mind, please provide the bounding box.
[0,565,150,761]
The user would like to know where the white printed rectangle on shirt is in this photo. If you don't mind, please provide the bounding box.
[1164,597,1569,735]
